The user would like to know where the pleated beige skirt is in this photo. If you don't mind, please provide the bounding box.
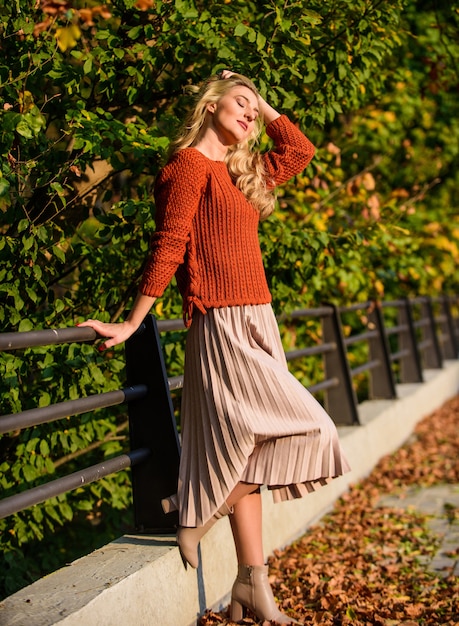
[170,303,350,528]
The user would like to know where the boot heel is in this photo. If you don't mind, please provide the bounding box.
[230,598,244,622]
[231,564,301,624]
[161,495,178,514]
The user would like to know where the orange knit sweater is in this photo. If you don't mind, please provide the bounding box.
[139,115,315,326]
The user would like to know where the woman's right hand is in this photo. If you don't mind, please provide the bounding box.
[79,293,157,351]
[78,319,139,351]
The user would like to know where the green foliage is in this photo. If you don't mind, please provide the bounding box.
[0,0,458,600]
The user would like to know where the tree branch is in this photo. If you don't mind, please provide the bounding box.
[53,419,129,470]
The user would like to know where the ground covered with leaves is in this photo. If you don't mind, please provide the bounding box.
[200,395,459,626]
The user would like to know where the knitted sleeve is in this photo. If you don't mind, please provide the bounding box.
[263,114,315,187]
[139,149,207,298]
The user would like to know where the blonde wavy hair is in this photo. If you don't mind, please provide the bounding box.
[169,73,276,219]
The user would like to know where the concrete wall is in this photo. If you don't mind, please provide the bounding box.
[1,361,459,626]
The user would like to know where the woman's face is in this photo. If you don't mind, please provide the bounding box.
[207,85,259,145]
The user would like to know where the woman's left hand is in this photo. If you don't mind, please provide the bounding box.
[218,69,281,124]
[219,69,235,80]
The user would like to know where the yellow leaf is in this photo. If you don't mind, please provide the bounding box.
[19,90,34,113]
[55,24,81,52]
[392,225,410,235]
[384,111,396,123]
[313,216,327,231]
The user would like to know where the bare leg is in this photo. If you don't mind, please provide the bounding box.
[229,489,300,624]
[229,490,264,566]
[226,481,261,509]
[174,481,263,569]
[162,481,259,516]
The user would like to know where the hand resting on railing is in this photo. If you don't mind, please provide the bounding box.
[79,291,157,350]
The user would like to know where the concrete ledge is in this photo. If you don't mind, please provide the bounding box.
[2,361,459,626]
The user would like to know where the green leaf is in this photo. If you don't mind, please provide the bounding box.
[83,58,93,74]
[39,440,50,456]
[38,392,51,408]
[45,504,62,524]
[59,502,73,521]
[127,26,142,39]
[256,31,266,51]
[17,219,29,234]
[15,119,33,139]
[0,177,10,196]
[18,319,33,332]
[22,464,38,482]
[52,245,66,263]
[50,182,66,196]
[54,299,65,313]
[234,24,247,37]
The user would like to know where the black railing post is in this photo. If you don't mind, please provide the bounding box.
[420,297,443,369]
[438,296,459,359]
[453,295,459,341]
[367,302,397,399]
[125,315,180,533]
[398,299,423,383]
[321,305,360,425]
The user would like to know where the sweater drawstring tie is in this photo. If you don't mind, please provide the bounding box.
[184,296,207,328]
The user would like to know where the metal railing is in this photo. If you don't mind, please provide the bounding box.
[0,295,458,532]
[0,317,180,532]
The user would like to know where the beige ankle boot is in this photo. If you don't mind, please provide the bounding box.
[230,564,301,625]
[176,501,233,569]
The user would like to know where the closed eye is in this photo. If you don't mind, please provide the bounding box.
[235,96,258,118]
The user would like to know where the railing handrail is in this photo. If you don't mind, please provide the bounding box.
[0,326,97,351]
[0,448,150,519]
[0,385,148,435]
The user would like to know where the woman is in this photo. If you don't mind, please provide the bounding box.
[81,71,350,625]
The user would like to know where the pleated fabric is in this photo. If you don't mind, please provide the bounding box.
[171,304,351,528]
